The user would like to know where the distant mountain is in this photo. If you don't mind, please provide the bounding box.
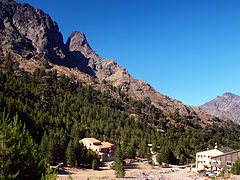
[200,92,240,124]
[0,0,227,126]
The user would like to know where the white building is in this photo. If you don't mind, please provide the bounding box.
[196,149,224,169]
[196,146,237,170]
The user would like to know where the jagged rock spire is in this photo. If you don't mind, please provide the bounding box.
[66,31,94,58]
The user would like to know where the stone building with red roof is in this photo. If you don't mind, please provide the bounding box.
[80,138,114,162]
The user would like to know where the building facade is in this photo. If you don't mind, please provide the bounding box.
[211,150,240,169]
[196,149,224,169]
[80,138,114,162]
[196,147,240,171]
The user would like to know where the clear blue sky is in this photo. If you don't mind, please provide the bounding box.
[16,0,240,106]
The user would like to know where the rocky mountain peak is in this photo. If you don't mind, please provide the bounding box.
[0,0,66,62]
[68,31,88,47]
[66,31,94,58]
[65,30,131,81]
[222,92,237,98]
[200,92,240,124]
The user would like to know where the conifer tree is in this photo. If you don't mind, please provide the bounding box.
[0,111,53,179]
[138,140,147,157]
[114,146,125,178]
[156,146,174,165]
[114,158,125,178]
[125,143,136,159]
[231,158,240,175]
[66,140,75,166]
[152,140,157,153]
[91,159,97,170]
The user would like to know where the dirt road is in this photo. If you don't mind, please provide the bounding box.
[56,162,239,180]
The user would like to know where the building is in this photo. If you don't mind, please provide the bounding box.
[196,146,240,170]
[196,148,224,170]
[211,150,240,170]
[80,138,114,162]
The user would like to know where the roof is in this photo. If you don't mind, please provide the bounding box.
[81,138,114,149]
[196,147,236,158]
[100,142,114,148]
[217,147,234,153]
[196,149,224,156]
[212,149,240,159]
[82,138,101,143]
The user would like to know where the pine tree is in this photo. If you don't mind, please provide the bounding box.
[40,132,52,162]
[66,140,75,166]
[138,140,147,157]
[156,146,174,165]
[152,140,157,153]
[231,158,240,175]
[0,111,51,179]
[114,158,125,178]
[114,146,125,178]
[91,159,97,170]
[41,164,57,180]
[125,143,136,159]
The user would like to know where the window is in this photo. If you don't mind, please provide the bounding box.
[226,162,232,167]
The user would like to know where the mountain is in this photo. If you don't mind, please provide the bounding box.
[0,0,227,126]
[200,92,240,124]
[1,1,240,174]
[0,0,66,62]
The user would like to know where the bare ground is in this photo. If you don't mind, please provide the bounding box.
[56,162,240,180]
[57,162,198,180]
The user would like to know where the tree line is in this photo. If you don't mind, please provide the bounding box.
[1,57,240,178]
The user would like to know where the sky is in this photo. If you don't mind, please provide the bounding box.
[16,0,240,106]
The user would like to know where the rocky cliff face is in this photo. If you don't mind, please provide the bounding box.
[66,32,185,112]
[65,31,217,123]
[200,92,240,124]
[0,0,222,126]
[0,0,66,62]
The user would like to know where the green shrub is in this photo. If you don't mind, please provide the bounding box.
[231,158,240,175]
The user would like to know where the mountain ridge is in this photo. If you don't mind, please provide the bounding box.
[200,92,240,124]
[0,0,228,126]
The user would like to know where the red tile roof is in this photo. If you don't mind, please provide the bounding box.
[100,142,114,149]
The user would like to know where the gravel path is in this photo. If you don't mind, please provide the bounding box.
[127,169,203,180]
[57,162,239,180]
